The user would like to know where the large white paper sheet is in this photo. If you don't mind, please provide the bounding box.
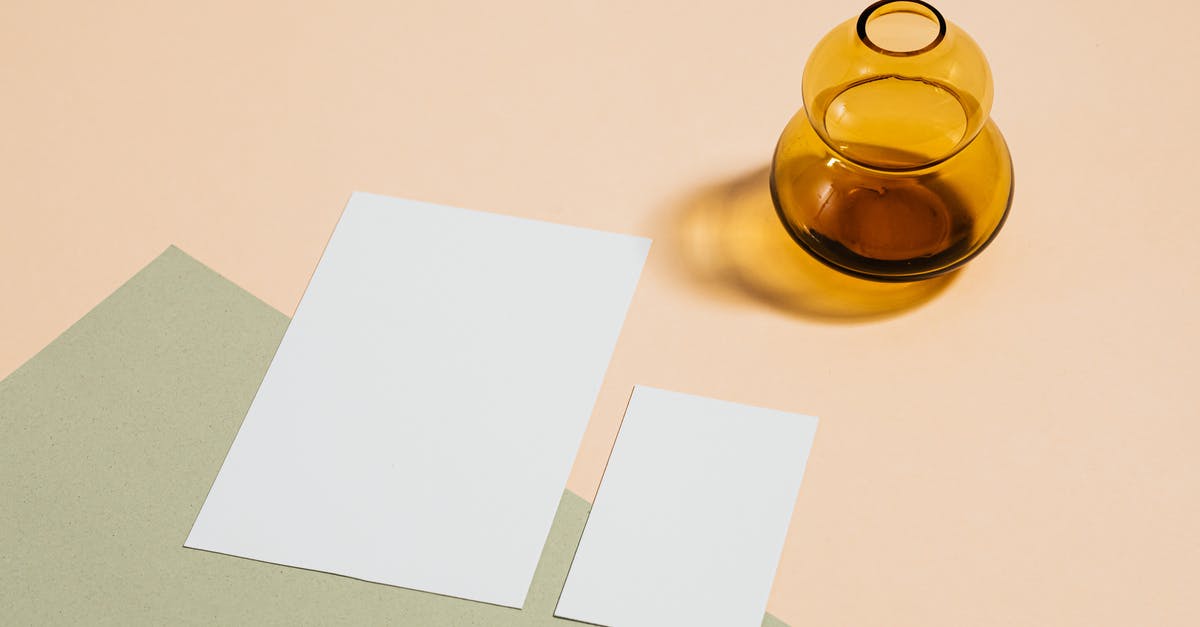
[185,193,650,608]
[555,386,817,627]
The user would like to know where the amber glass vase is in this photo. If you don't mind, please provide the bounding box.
[770,0,1013,282]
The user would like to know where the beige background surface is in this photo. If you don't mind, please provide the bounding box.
[2,1,1197,625]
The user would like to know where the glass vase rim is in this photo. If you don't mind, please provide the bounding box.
[857,0,948,57]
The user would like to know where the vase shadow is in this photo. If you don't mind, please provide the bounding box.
[666,166,959,322]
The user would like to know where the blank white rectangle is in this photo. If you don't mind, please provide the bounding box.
[555,386,817,627]
[185,192,650,608]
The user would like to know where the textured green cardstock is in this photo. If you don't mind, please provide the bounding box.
[0,246,788,626]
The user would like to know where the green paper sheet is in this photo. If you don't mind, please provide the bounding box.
[0,246,788,626]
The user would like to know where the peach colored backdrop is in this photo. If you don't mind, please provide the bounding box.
[3,1,1197,625]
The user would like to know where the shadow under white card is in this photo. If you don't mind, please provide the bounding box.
[185,193,650,608]
[555,386,817,627]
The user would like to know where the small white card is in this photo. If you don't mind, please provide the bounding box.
[555,386,817,627]
[186,193,650,608]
